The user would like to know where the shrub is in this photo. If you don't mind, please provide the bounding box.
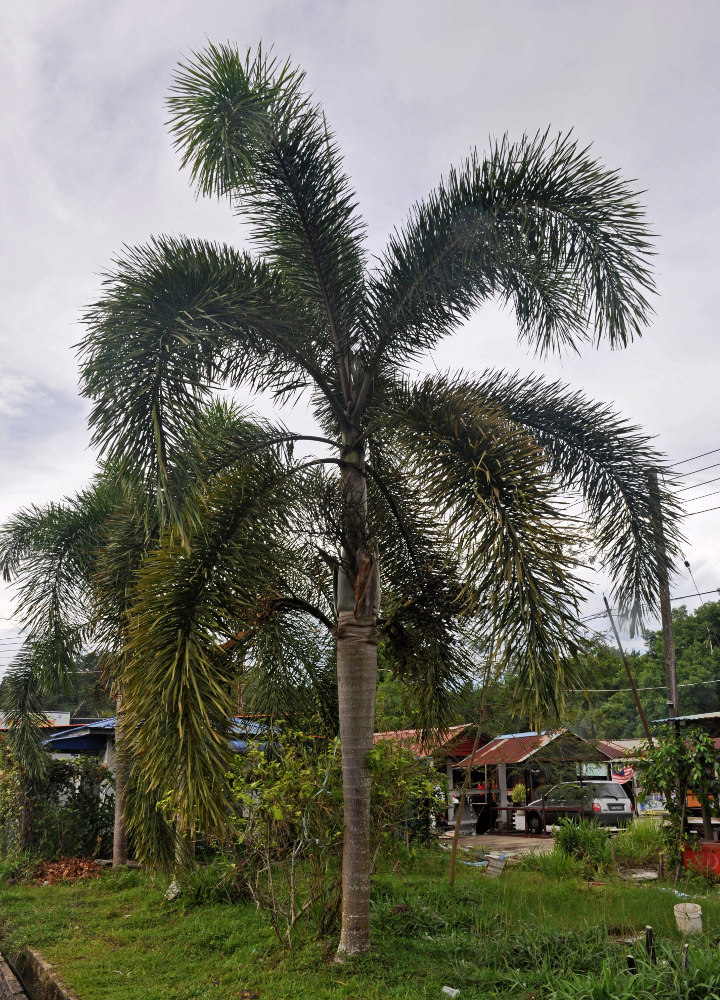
[225,731,446,945]
[0,746,114,861]
[554,818,611,876]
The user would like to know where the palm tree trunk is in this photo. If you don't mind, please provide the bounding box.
[336,614,378,955]
[335,436,380,958]
[112,695,129,867]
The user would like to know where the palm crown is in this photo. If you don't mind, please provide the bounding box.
[4,42,680,955]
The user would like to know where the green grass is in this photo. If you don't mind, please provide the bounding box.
[2,849,720,999]
[613,817,668,867]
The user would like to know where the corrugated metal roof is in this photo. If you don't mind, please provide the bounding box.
[43,715,267,752]
[652,711,720,723]
[373,725,476,758]
[460,733,547,766]
[458,730,613,768]
[597,739,629,758]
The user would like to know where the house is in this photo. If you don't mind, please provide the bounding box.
[41,716,270,770]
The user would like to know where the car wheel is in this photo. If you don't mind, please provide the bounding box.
[527,812,542,834]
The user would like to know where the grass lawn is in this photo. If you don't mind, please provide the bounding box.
[2,849,720,1000]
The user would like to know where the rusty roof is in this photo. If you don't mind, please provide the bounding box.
[373,725,477,758]
[458,733,547,767]
[457,730,613,768]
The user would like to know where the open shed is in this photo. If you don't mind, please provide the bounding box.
[457,730,615,827]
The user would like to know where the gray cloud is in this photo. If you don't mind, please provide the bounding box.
[2,0,719,667]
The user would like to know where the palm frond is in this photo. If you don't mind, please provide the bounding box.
[79,235,347,527]
[168,42,367,403]
[379,376,588,723]
[0,478,119,688]
[123,759,178,870]
[464,369,682,634]
[363,442,473,729]
[245,616,337,729]
[360,130,654,400]
[1,648,50,778]
[120,447,325,835]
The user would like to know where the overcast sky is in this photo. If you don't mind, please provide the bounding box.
[2,0,719,677]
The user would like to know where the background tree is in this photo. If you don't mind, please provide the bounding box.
[75,42,680,955]
[569,600,720,738]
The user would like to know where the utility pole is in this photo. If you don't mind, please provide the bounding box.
[648,470,678,717]
[604,596,653,742]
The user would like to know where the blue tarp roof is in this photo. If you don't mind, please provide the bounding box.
[44,716,269,753]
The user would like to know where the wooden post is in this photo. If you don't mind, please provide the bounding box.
[645,925,655,963]
[604,596,653,742]
[648,470,678,717]
[449,649,496,887]
[626,955,637,975]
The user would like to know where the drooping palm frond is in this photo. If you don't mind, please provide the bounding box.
[245,615,337,730]
[456,370,682,634]
[120,446,328,835]
[123,758,178,871]
[1,648,50,778]
[359,130,654,405]
[0,478,120,688]
[378,376,589,722]
[364,442,473,729]
[168,42,367,397]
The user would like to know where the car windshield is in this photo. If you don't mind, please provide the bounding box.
[588,783,628,800]
[545,782,628,803]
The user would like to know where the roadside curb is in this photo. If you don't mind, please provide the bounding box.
[10,951,78,1000]
[0,954,26,997]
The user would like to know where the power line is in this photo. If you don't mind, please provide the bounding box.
[673,460,720,479]
[676,475,720,493]
[686,505,720,518]
[683,489,720,504]
[670,447,720,469]
[672,589,720,602]
[582,590,719,624]
[583,676,720,694]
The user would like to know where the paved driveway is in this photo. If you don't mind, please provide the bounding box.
[440,832,554,856]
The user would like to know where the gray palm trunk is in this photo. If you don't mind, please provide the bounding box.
[112,696,129,867]
[335,436,380,955]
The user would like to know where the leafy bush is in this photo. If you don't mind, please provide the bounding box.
[554,818,612,875]
[0,746,114,861]
[635,727,720,862]
[224,732,446,945]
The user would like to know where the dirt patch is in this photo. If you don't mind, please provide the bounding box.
[34,859,101,885]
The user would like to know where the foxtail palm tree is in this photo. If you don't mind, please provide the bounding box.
[77,43,680,955]
[0,408,340,867]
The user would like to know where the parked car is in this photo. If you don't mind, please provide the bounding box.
[521,781,633,833]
